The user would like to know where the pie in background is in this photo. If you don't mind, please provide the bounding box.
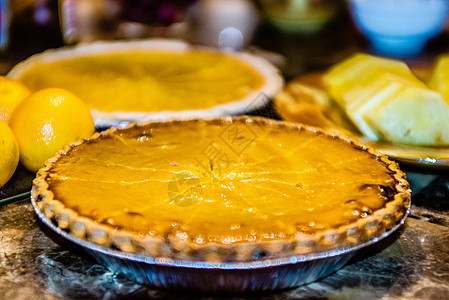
[8,39,284,127]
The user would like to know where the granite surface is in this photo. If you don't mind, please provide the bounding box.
[1,197,449,299]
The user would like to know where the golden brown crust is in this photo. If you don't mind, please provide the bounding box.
[32,116,411,262]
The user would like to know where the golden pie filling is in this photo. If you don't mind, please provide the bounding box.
[14,51,264,112]
[33,117,410,262]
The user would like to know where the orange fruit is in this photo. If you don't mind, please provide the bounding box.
[0,120,19,187]
[9,88,95,172]
[0,76,31,123]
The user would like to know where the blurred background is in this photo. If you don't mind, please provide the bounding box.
[1,0,449,78]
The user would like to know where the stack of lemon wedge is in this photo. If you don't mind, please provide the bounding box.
[324,53,449,146]
[428,55,449,101]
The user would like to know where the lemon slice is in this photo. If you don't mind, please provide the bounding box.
[346,72,427,141]
[366,87,449,145]
[324,53,418,107]
[8,39,284,127]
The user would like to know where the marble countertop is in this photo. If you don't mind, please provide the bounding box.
[1,188,449,299]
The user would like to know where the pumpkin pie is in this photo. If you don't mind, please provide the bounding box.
[8,39,283,127]
[32,116,410,262]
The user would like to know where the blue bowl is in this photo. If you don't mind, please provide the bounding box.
[349,0,449,56]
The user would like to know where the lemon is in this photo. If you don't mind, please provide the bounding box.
[0,76,31,123]
[0,120,19,187]
[9,88,95,172]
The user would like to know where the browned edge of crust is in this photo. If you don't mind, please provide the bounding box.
[31,116,411,263]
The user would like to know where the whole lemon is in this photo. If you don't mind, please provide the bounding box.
[0,76,31,123]
[9,88,95,172]
[0,120,19,187]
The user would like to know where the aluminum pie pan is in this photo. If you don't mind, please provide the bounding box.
[31,195,409,294]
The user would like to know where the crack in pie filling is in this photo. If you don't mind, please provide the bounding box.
[32,116,410,262]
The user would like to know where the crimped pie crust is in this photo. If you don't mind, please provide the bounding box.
[32,116,411,262]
